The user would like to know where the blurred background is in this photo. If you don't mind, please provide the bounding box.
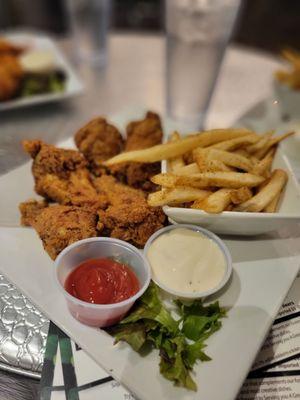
[1,0,300,54]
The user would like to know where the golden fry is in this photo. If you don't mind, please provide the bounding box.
[193,149,232,172]
[204,148,253,172]
[275,49,300,89]
[173,163,200,175]
[234,149,250,158]
[105,128,253,165]
[264,192,281,213]
[246,131,274,154]
[147,187,210,207]
[234,169,287,212]
[168,131,185,172]
[255,131,294,159]
[208,134,259,151]
[251,148,275,177]
[151,171,265,189]
[230,187,253,205]
[192,188,232,213]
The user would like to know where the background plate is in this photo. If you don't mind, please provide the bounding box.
[0,31,84,111]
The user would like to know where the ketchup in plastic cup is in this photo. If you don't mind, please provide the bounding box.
[54,238,151,327]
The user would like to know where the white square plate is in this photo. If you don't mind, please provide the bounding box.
[0,110,300,400]
[162,147,300,236]
[0,228,299,400]
[0,31,84,111]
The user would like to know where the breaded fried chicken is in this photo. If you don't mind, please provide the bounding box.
[0,55,23,101]
[0,39,24,56]
[19,199,48,226]
[109,111,163,192]
[94,175,165,247]
[23,140,107,209]
[31,205,98,260]
[74,117,124,175]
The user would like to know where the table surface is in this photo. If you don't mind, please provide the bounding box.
[0,32,283,399]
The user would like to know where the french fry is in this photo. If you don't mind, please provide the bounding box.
[246,131,274,154]
[147,187,210,207]
[192,188,232,213]
[104,128,253,165]
[234,149,250,158]
[282,49,300,67]
[173,163,200,175]
[254,131,294,159]
[151,171,265,189]
[193,149,232,172]
[264,192,281,213]
[250,155,259,164]
[208,134,260,151]
[275,50,300,88]
[203,148,253,172]
[234,169,287,212]
[230,187,253,205]
[168,131,185,172]
[251,148,275,177]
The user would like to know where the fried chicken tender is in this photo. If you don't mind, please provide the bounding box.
[19,199,48,226]
[74,117,124,175]
[109,111,163,192]
[30,205,98,259]
[0,38,24,56]
[0,55,23,101]
[94,175,165,247]
[23,140,107,209]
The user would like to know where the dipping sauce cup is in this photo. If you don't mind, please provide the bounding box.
[54,237,151,327]
[144,224,232,299]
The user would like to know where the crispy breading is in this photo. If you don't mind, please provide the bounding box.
[0,38,24,56]
[125,111,163,151]
[109,111,163,191]
[74,117,124,175]
[31,205,98,260]
[19,199,48,226]
[23,140,107,209]
[94,175,166,247]
[0,55,23,101]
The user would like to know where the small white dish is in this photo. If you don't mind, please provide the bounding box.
[162,148,300,236]
[144,224,232,299]
[55,237,151,327]
[0,31,84,111]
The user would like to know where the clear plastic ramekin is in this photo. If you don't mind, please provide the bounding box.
[54,237,151,327]
[144,224,232,299]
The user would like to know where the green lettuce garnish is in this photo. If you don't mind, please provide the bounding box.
[106,282,226,391]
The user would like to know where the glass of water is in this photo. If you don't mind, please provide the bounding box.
[166,0,241,130]
[67,0,111,66]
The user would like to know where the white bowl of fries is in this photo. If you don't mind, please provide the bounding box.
[105,127,300,236]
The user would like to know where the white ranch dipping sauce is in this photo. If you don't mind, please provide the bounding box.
[147,228,226,294]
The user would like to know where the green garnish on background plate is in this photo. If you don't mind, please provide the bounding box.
[107,282,226,391]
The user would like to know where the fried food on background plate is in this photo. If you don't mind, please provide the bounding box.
[94,175,166,247]
[109,111,163,192]
[0,55,24,101]
[23,140,107,209]
[29,205,98,260]
[0,38,24,56]
[19,199,48,226]
[74,117,124,176]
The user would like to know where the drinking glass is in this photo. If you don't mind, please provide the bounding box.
[67,0,111,66]
[166,0,241,130]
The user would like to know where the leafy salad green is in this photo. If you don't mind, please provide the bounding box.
[21,70,66,97]
[107,282,226,391]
